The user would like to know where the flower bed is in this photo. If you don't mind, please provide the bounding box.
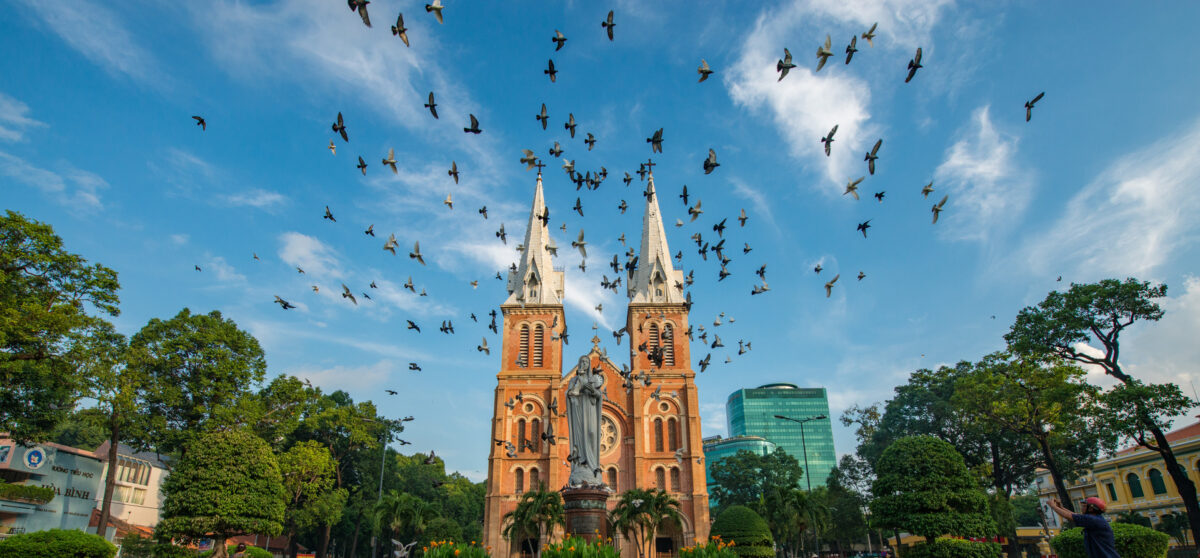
[681,535,738,558]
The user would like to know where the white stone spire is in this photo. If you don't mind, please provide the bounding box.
[629,171,685,303]
[505,173,563,306]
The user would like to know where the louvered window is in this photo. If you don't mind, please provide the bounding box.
[517,419,527,450]
[654,418,664,452]
[662,324,675,365]
[607,468,618,490]
[668,418,679,451]
[533,325,544,366]
[648,323,660,351]
[531,418,541,452]
[519,325,530,366]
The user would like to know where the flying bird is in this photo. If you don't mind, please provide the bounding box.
[448,161,459,184]
[552,29,567,51]
[865,139,882,175]
[324,206,336,222]
[410,242,425,265]
[845,35,858,64]
[384,233,398,255]
[565,113,577,138]
[341,284,358,305]
[857,220,871,238]
[905,47,923,83]
[382,148,397,174]
[814,264,822,273]
[602,10,615,41]
[193,264,201,272]
[874,191,885,202]
[698,353,712,372]
[821,124,838,156]
[862,22,877,46]
[274,295,296,310]
[647,128,664,153]
[407,320,421,332]
[738,208,748,227]
[545,59,557,82]
[478,338,490,354]
[409,362,422,371]
[572,229,587,258]
[931,194,949,224]
[496,224,507,244]
[391,12,409,46]
[444,193,453,210]
[463,114,482,134]
[703,149,719,174]
[697,59,713,82]
[425,0,443,24]
[777,48,795,81]
[332,112,348,142]
[424,92,438,119]
[688,199,703,221]
[858,271,866,281]
[520,149,539,171]
[348,0,371,27]
[815,34,833,71]
[536,104,549,130]
[192,116,205,130]
[680,184,689,206]
[1025,91,1045,122]
[844,176,864,200]
[921,181,934,198]
[357,156,368,175]
[328,140,335,155]
[825,274,840,298]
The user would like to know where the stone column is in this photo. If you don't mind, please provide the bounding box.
[562,488,611,542]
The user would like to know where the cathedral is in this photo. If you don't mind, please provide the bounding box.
[481,170,710,558]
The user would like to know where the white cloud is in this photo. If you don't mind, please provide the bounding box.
[0,92,46,142]
[933,106,1028,241]
[13,0,166,86]
[283,359,400,393]
[169,234,190,246]
[1121,276,1200,397]
[224,188,287,210]
[729,177,778,233]
[0,151,107,211]
[701,402,728,436]
[278,232,344,280]
[1023,116,1200,279]
[204,255,246,284]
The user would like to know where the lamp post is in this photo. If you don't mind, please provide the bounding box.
[774,414,827,556]
[367,416,411,558]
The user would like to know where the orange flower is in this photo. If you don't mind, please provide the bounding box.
[455,550,461,556]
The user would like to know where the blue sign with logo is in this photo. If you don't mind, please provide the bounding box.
[23,447,46,470]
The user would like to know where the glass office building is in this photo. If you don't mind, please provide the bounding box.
[701,435,776,509]
[726,383,836,489]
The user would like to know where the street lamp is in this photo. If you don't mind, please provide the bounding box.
[367,416,411,558]
[774,414,827,556]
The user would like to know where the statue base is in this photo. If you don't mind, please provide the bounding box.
[562,487,611,542]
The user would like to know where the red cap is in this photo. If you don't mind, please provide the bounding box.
[1084,497,1107,512]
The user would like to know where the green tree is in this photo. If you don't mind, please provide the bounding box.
[129,308,267,457]
[709,505,774,558]
[870,436,996,543]
[157,429,286,558]
[0,210,120,442]
[279,441,346,558]
[1113,510,1152,528]
[1009,492,1042,527]
[501,485,564,558]
[1005,278,1200,538]
[758,487,828,558]
[708,448,803,513]
[954,353,1105,512]
[823,471,868,555]
[1156,511,1190,546]
[609,489,683,558]
[51,407,109,450]
[377,491,440,547]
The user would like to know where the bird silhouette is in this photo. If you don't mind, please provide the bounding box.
[463,114,482,134]
[391,12,409,46]
[825,274,840,297]
[647,128,664,153]
[536,104,548,130]
[564,113,577,138]
[409,242,425,265]
[382,148,397,174]
[192,115,205,130]
[931,194,949,224]
[738,208,748,227]
[356,156,368,175]
[324,206,336,222]
[862,22,877,46]
[348,0,371,27]
[425,0,443,24]
[341,284,357,305]
[1025,91,1045,122]
[424,92,438,119]
[815,35,833,71]
[545,59,557,82]
[821,125,838,156]
[552,29,567,51]
[585,133,596,151]
[697,59,714,82]
[857,220,871,238]
[905,47,923,83]
[448,161,459,184]
[777,48,795,81]
[921,181,934,198]
[274,295,296,310]
[602,10,615,41]
[865,139,882,175]
[477,337,490,354]
[703,149,719,174]
[332,112,348,142]
[845,35,858,64]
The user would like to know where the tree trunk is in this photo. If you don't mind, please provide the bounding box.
[96,417,121,540]
[893,528,902,557]
[318,524,331,558]
[349,511,362,558]
[1034,435,1075,513]
[288,533,299,558]
[214,536,229,558]
[1146,423,1200,548]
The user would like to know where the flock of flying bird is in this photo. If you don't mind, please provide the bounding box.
[184,6,1051,408]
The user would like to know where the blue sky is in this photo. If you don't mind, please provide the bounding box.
[5,0,1200,482]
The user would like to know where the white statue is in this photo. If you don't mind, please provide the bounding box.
[566,354,605,486]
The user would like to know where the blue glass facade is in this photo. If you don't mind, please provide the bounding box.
[701,435,775,509]
[726,384,836,489]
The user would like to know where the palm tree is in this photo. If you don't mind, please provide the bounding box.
[503,484,565,558]
[375,491,440,552]
[610,489,684,558]
[1158,512,1191,546]
[758,488,830,558]
[1114,510,1152,528]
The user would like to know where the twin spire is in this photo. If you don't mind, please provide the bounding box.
[506,167,683,307]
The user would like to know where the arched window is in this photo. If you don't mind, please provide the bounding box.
[607,467,618,490]
[670,467,681,492]
[515,469,525,494]
[668,418,679,451]
[519,324,530,366]
[662,324,675,365]
[1149,469,1168,495]
[655,468,666,490]
[532,324,544,367]
[531,418,541,452]
[529,468,540,490]
[517,419,527,451]
[648,323,660,352]
[654,418,664,452]
[1127,473,1145,499]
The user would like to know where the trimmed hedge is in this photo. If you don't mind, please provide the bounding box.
[0,481,56,503]
[197,545,271,558]
[710,506,773,558]
[1051,521,1169,558]
[0,529,116,558]
[904,539,1000,558]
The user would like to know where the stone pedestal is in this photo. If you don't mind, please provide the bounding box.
[562,487,611,542]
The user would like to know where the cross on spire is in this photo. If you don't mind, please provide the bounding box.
[644,158,656,174]
[534,160,546,173]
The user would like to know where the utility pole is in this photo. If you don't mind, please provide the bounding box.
[774,414,828,557]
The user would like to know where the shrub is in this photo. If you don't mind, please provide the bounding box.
[870,436,996,540]
[1051,522,1169,558]
[423,540,490,558]
[680,536,738,558]
[115,534,156,558]
[0,482,56,503]
[710,506,771,558]
[197,545,271,558]
[903,538,1000,558]
[541,536,619,558]
[0,528,117,558]
[420,517,465,551]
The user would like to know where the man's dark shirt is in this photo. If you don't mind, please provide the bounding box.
[1072,513,1120,558]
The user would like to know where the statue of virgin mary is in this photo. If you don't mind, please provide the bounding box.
[566,354,605,486]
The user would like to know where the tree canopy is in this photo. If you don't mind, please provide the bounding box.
[708,448,802,513]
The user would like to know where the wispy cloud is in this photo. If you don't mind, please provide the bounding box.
[1022,116,1200,279]
[169,234,190,246]
[0,151,107,211]
[729,177,778,233]
[933,106,1029,242]
[13,0,166,87]
[224,188,287,210]
[278,232,345,280]
[204,255,246,284]
[0,92,46,142]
